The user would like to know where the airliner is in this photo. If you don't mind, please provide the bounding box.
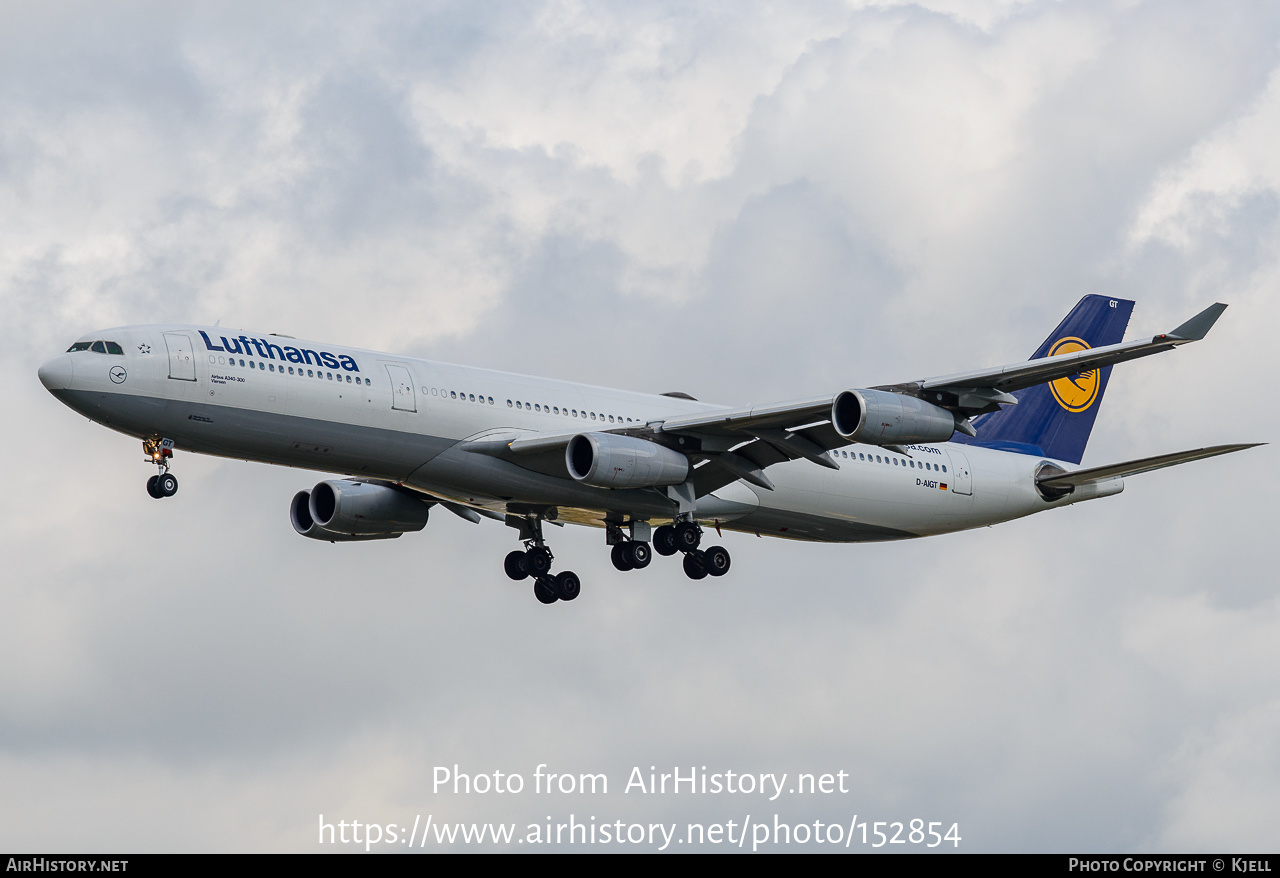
[37,295,1257,605]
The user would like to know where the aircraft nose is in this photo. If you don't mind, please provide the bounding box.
[38,354,74,391]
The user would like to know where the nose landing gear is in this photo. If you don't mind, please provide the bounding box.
[146,472,178,499]
[143,437,178,499]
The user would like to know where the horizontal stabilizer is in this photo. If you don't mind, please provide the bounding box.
[1036,443,1263,489]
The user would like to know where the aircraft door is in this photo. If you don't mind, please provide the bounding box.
[163,333,196,381]
[385,364,417,412]
[946,449,973,495]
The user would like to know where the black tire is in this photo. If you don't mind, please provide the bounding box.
[675,521,701,552]
[504,550,529,581]
[703,545,731,577]
[146,475,162,499]
[653,525,678,556]
[554,570,581,601]
[533,577,558,604]
[629,542,652,569]
[526,547,553,577]
[683,551,708,580]
[158,473,178,497]
[611,543,634,571]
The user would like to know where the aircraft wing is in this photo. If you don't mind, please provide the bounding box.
[904,303,1227,403]
[652,302,1230,448]
[646,296,1221,491]
[1036,443,1262,490]
[460,302,1235,499]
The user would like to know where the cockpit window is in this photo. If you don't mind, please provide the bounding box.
[71,340,126,354]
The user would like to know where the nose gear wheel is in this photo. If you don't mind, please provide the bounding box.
[142,437,178,499]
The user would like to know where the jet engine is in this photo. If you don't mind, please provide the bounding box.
[566,432,690,489]
[290,480,431,542]
[832,389,957,445]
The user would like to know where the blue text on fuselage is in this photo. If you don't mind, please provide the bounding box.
[199,331,359,372]
[907,445,942,456]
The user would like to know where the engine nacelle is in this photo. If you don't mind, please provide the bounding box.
[566,432,690,489]
[290,490,400,541]
[289,481,430,542]
[832,389,957,445]
[310,479,431,535]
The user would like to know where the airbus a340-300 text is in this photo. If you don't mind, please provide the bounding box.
[38,296,1258,604]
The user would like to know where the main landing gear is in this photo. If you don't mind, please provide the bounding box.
[610,540,651,571]
[501,513,733,604]
[627,520,731,581]
[503,514,581,604]
[143,437,178,499]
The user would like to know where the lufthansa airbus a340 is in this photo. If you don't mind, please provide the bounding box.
[38,296,1257,605]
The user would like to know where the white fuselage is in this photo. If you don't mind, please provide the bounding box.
[38,324,1121,543]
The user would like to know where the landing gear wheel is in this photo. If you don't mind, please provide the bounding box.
[611,543,634,571]
[526,546,553,577]
[683,551,708,580]
[554,570,581,601]
[533,577,559,604]
[675,521,701,552]
[146,475,162,499]
[157,472,178,497]
[504,550,530,581]
[702,545,731,577]
[628,542,652,569]
[653,525,678,556]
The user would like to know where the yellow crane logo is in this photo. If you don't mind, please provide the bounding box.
[1047,337,1099,412]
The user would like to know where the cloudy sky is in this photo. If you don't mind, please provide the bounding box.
[3,0,1277,853]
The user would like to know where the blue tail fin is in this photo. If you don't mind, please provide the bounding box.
[952,295,1134,464]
